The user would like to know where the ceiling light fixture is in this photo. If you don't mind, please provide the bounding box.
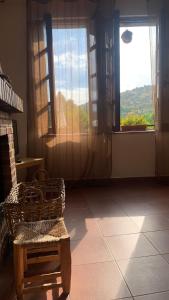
[121,29,133,43]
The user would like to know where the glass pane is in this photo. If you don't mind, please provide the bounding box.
[90,77,98,102]
[45,53,49,76]
[120,25,156,130]
[48,103,52,129]
[43,23,47,48]
[52,26,89,133]
[89,49,97,75]
[89,20,96,48]
[46,79,51,102]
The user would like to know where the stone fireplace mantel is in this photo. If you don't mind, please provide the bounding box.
[0,77,23,113]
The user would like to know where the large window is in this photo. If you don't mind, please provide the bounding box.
[45,15,158,133]
[119,18,157,131]
[44,15,90,134]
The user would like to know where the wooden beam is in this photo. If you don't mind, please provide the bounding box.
[24,271,61,284]
[23,282,62,294]
[27,254,60,264]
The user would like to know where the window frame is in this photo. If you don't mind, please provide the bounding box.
[115,15,158,132]
[45,16,91,134]
[44,14,56,134]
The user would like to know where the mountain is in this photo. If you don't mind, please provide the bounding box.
[120,85,154,118]
[54,85,154,131]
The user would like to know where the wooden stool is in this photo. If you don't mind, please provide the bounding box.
[13,218,71,300]
[4,185,71,300]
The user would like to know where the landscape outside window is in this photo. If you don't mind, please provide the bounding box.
[52,27,89,134]
[120,26,156,130]
[52,25,156,133]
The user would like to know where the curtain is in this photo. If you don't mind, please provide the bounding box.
[155,0,169,177]
[28,0,117,180]
[148,16,159,175]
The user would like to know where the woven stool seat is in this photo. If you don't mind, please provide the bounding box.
[14,218,69,247]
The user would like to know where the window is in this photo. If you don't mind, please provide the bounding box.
[118,17,157,132]
[52,26,89,133]
[44,14,158,133]
[44,15,90,134]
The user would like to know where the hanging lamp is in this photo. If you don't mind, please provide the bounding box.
[121,29,133,43]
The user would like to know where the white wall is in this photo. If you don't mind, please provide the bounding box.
[112,132,155,178]
[111,0,159,178]
[0,0,27,157]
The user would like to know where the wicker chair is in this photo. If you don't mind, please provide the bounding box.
[4,186,71,300]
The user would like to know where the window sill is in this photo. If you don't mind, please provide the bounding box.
[42,130,155,138]
[113,130,155,134]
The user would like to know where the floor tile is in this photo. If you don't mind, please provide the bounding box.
[70,261,132,300]
[88,200,127,219]
[148,200,169,215]
[97,216,140,236]
[65,218,101,241]
[84,187,117,202]
[162,253,169,264]
[65,207,93,223]
[105,233,158,260]
[71,236,111,265]
[145,230,169,253]
[118,255,169,296]
[120,202,158,217]
[65,206,101,241]
[66,190,88,209]
[134,291,169,299]
[0,257,15,300]
[131,215,169,232]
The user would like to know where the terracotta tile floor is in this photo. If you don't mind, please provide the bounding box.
[2,182,169,299]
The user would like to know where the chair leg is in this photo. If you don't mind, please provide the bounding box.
[60,238,71,295]
[13,244,24,300]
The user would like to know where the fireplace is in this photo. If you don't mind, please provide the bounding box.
[0,77,23,261]
[0,135,13,201]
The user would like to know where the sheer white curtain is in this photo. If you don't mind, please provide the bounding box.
[153,1,169,177]
[28,0,116,180]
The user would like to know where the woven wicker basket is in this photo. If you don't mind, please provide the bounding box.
[4,182,65,238]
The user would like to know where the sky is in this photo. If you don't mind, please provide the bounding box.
[120,26,155,92]
[52,25,155,104]
[53,27,89,105]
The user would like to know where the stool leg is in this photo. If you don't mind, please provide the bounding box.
[60,238,71,295]
[23,248,27,272]
[13,244,24,300]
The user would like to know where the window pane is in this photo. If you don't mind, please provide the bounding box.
[89,49,97,75]
[52,26,89,133]
[120,25,156,130]
[89,20,96,48]
[43,23,47,48]
[48,103,52,129]
[90,77,98,102]
[46,79,51,103]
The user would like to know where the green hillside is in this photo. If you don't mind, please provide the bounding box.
[120,85,154,125]
[54,85,155,131]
